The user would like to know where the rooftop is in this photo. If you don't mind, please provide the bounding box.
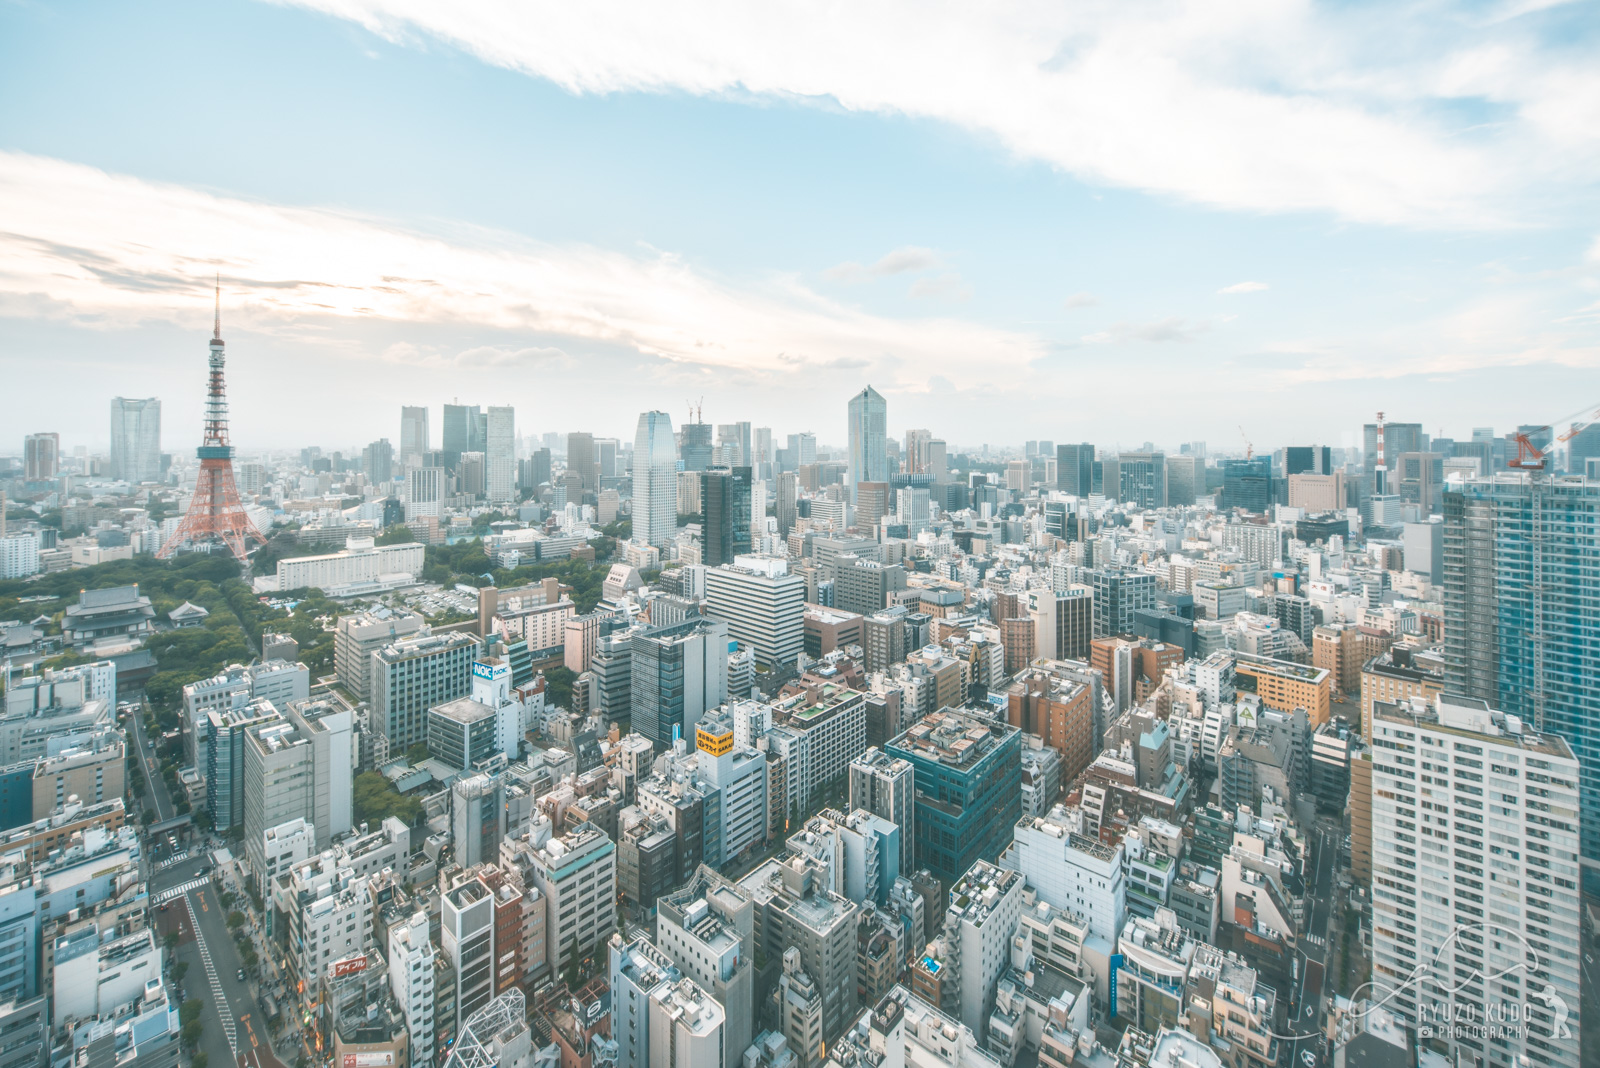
[887,708,1017,769]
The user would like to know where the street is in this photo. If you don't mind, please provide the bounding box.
[152,857,289,1068]
[124,703,172,823]
[1284,823,1339,1067]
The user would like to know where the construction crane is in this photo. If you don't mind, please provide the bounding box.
[1237,425,1252,461]
[1508,400,1600,470]
[685,397,703,425]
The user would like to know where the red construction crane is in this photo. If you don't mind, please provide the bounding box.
[1508,400,1600,471]
[1237,425,1252,461]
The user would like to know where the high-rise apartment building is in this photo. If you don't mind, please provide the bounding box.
[109,398,161,483]
[1368,695,1579,1068]
[399,405,429,466]
[847,386,888,501]
[485,406,515,503]
[361,438,393,484]
[1056,443,1094,496]
[22,434,58,482]
[631,411,678,547]
[1443,476,1600,870]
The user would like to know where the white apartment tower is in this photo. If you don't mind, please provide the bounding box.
[485,405,516,503]
[1369,695,1579,1068]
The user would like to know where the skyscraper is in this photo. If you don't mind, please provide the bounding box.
[847,385,887,501]
[109,397,161,483]
[630,617,729,748]
[776,471,798,537]
[927,439,948,483]
[1443,476,1600,874]
[633,411,678,548]
[904,429,932,474]
[752,426,773,479]
[362,438,394,484]
[1284,445,1331,476]
[23,433,59,482]
[1056,443,1093,496]
[567,432,599,493]
[701,467,752,566]
[1363,420,1422,492]
[485,406,515,503]
[400,406,429,466]
[1111,450,1166,509]
[1220,456,1271,513]
[442,403,481,470]
[681,422,714,471]
[1367,695,1579,1068]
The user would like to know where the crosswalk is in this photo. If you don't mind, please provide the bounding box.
[154,851,191,871]
[185,894,239,1059]
[1304,934,1326,948]
[153,877,210,905]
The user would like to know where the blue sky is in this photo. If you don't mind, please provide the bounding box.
[2,0,1597,454]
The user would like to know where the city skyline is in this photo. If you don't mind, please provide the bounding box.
[2,2,1598,447]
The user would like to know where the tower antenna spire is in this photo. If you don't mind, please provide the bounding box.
[213,273,221,340]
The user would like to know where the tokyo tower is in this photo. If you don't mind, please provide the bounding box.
[157,280,265,563]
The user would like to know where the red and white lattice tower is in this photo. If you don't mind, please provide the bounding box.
[157,281,265,563]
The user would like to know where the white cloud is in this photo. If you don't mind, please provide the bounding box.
[908,273,972,303]
[272,0,1600,227]
[1081,316,1207,344]
[1063,292,1098,309]
[824,246,939,282]
[0,152,1040,388]
[1219,281,1269,294]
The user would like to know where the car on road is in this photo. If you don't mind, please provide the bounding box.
[237,969,246,981]
[1301,1051,1316,1067]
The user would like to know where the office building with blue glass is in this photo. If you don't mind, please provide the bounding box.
[1443,475,1600,886]
[886,709,1020,884]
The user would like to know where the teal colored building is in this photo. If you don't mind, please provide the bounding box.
[887,709,1020,884]
[1443,476,1600,885]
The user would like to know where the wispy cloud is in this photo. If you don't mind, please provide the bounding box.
[1219,281,1269,294]
[271,0,1600,226]
[0,153,1040,388]
[1063,292,1099,309]
[824,246,939,283]
[909,273,972,303]
[1081,317,1208,344]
